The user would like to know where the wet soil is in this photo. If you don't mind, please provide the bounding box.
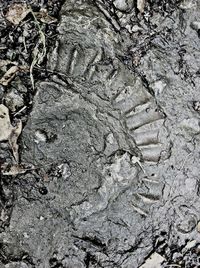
[0,0,200,267]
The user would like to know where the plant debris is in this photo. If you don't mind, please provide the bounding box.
[9,119,22,163]
[4,3,58,88]
[5,3,30,25]
[137,0,146,13]
[5,3,57,26]
[0,60,17,68]
[35,8,57,24]
[0,104,13,141]
[1,163,28,176]
[0,65,28,86]
[0,104,22,162]
[29,9,47,89]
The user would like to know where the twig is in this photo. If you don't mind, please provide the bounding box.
[29,7,46,89]
[34,66,68,77]
[166,265,181,268]
[14,106,27,117]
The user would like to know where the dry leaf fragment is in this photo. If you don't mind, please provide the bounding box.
[35,9,57,24]
[137,0,145,13]
[0,66,19,86]
[5,3,30,25]
[0,104,22,163]
[1,162,35,176]
[0,65,28,86]
[9,120,22,163]
[0,104,13,141]
[6,4,56,25]
[1,164,27,176]
[0,60,18,69]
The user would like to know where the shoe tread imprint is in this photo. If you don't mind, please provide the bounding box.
[46,0,170,219]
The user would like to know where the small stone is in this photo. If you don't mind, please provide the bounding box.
[5,262,29,268]
[18,36,24,43]
[183,240,197,251]
[5,90,24,112]
[0,85,4,99]
[172,252,182,262]
[192,101,200,112]
[196,244,200,253]
[58,163,71,179]
[180,0,197,9]
[23,232,29,238]
[132,25,142,32]
[113,0,133,11]
[191,21,200,31]
[34,130,47,143]
[176,215,197,234]
[197,221,200,233]
[150,80,166,97]
[180,118,200,134]
[11,78,27,93]
[39,186,48,195]
[139,252,165,268]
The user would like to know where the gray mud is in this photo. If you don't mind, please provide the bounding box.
[1,0,200,267]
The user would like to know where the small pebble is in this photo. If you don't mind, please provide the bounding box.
[197,221,200,233]
[5,90,24,112]
[34,130,47,143]
[39,186,48,195]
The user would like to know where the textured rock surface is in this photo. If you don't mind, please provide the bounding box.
[1,0,200,267]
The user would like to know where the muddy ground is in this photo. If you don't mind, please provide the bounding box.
[0,0,200,267]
